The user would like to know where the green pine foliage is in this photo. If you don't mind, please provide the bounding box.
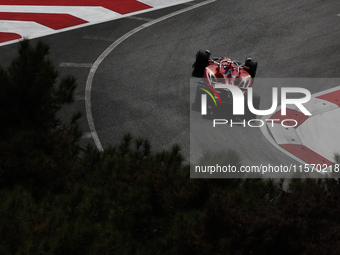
[0,39,81,194]
[1,40,340,254]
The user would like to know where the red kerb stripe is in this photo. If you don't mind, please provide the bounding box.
[317,89,340,107]
[268,108,309,128]
[0,12,88,30]
[0,32,21,43]
[280,144,333,166]
[0,0,152,14]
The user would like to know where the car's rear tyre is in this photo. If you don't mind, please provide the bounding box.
[244,58,258,78]
[192,50,210,77]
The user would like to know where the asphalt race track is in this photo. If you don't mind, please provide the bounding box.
[1,0,339,172]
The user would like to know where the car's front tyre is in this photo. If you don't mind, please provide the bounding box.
[192,50,210,77]
[244,58,258,78]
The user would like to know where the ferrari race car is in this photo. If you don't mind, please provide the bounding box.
[192,50,259,115]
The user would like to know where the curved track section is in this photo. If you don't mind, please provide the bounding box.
[0,0,195,46]
[0,0,339,170]
[89,0,340,167]
[85,0,216,151]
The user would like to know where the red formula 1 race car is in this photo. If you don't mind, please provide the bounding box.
[192,50,259,117]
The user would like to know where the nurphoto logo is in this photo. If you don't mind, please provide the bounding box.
[199,84,312,128]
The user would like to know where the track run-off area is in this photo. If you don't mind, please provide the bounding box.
[0,0,339,175]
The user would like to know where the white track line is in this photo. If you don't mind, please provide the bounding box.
[60,62,93,68]
[125,16,154,22]
[85,0,216,151]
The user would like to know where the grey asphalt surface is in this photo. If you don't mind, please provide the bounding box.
[1,0,339,172]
